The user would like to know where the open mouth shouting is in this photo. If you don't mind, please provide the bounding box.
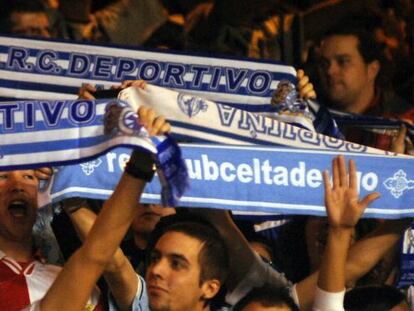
[8,199,30,219]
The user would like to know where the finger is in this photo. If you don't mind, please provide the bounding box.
[110,84,122,90]
[120,80,134,88]
[297,74,309,89]
[359,192,381,208]
[332,156,340,189]
[391,124,407,154]
[300,83,316,99]
[35,167,53,180]
[80,91,95,100]
[138,106,150,126]
[297,69,304,80]
[348,159,357,190]
[151,116,167,135]
[160,122,171,134]
[322,169,332,195]
[78,84,96,99]
[141,108,156,133]
[338,155,347,187]
[131,80,147,89]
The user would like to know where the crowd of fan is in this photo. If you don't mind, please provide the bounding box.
[1,0,414,310]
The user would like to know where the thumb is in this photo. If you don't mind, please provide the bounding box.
[359,192,381,207]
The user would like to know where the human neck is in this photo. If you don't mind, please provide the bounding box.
[344,86,375,114]
[0,236,34,262]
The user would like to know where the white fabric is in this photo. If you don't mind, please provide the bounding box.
[312,287,345,311]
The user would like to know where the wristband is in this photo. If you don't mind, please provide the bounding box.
[125,149,156,182]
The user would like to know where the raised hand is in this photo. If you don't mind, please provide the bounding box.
[119,80,147,90]
[323,155,380,229]
[78,83,97,99]
[138,106,171,136]
[297,69,317,100]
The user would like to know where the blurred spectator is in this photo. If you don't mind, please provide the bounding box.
[0,0,52,37]
[184,0,294,60]
[60,0,168,45]
[344,285,410,310]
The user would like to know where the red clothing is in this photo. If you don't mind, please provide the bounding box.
[0,250,105,311]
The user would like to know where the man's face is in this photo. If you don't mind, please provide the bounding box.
[318,35,377,113]
[146,231,214,311]
[10,11,52,38]
[131,204,175,237]
[0,170,39,242]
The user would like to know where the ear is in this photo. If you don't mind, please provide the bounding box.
[200,279,221,300]
[367,60,380,83]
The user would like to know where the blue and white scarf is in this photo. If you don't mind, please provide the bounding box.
[1,36,413,218]
[0,98,187,206]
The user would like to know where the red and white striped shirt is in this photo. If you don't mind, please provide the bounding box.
[0,250,105,311]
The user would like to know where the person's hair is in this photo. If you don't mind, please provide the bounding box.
[148,213,230,285]
[322,15,384,65]
[233,285,299,311]
[344,285,406,310]
[0,0,46,32]
[320,14,393,89]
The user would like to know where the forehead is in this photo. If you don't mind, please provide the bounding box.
[321,34,360,58]
[155,231,203,262]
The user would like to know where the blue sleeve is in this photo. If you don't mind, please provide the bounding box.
[108,274,150,311]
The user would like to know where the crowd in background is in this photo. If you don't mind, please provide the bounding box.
[1,0,414,310]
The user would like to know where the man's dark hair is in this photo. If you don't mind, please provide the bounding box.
[321,14,391,88]
[148,213,230,285]
[0,0,46,32]
[233,285,299,311]
[344,285,406,310]
[322,15,384,65]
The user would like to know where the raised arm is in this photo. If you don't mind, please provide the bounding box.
[38,107,170,311]
[188,208,291,306]
[64,201,138,311]
[313,156,379,311]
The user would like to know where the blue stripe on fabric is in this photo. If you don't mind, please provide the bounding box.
[0,78,78,95]
[170,120,281,146]
[1,135,108,154]
[0,143,149,171]
[0,73,290,97]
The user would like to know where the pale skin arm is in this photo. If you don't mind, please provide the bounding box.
[39,106,171,311]
[295,158,410,311]
[64,204,138,311]
[296,217,410,311]
[317,156,379,293]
